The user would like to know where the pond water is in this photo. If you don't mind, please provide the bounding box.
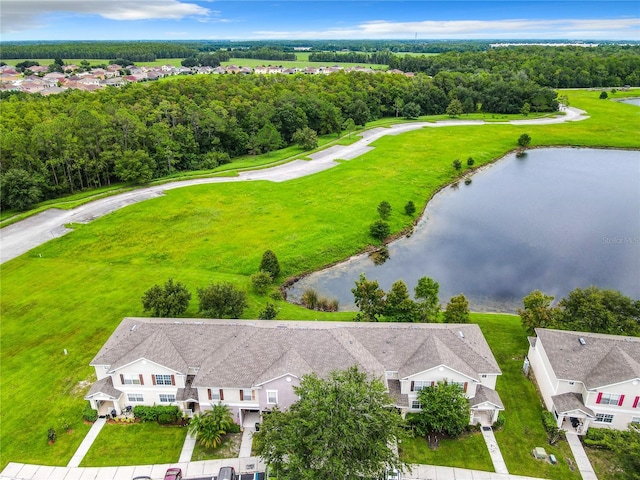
[618,97,640,106]
[287,148,640,313]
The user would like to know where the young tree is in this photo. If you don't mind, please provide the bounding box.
[251,271,273,295]
[259,302,279,320]
[443,294,470,323]
[256,122,282,155]
[259,250,281,278]
[393,97,404,117]
[404,200,416,216]
[385,280,417,322]
[599,91,608,99]
[369,220,390,241]
[518,290,559,335]
[377,200,392,220]
[452,159,462,170]
[402,101,421,119]
[0,168,44,211]
[254,366,406,480]
[292,127,318,150]
[352,273,386,322]
[342,118,356,138]
[520,102,531,116]
[188,404,234,449]
[466,157,475,166]
[412,382,470,437]
[518,133,531,147]
[198,282,247,318]
[142,278,191,317]
[115,149,156,183]
[446,98,464,117]
[414,277,440,322]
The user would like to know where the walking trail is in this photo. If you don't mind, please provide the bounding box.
[0,107,587,265]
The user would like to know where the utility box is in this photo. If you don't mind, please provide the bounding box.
[533,447,547,459]
[549,454,557,464]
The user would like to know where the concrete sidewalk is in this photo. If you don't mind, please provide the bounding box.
[481,426,509,474]
[566,433,598,480]
[66,417,106,468]
[178,431,197,463]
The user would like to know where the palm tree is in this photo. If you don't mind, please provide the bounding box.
[188,404,234,449]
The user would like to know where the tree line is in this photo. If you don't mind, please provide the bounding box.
[0,71,557,211]
[309,50,394,65]
[388,45,640,88]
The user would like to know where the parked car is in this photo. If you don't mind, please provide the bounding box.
[132,477,152,480]
[164,468,182,480]
[218,466,237,480]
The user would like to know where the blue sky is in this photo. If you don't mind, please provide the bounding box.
[2,1,639,41]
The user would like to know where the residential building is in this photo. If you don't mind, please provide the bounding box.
[86,318,503,426]
[527,328,640,433]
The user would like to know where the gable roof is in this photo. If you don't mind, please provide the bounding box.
[470,384,504,410]
[535,329,640,389]
[92,318,501,389]
[551,392,594,417]
[85,376,122,400]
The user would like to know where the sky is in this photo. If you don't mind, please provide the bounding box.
[1,0,639,42]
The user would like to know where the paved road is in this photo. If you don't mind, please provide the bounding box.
[0,107,588,265]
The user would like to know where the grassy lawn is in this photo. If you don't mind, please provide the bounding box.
[1,89,639,470]
[400,431,492,471]
[191,433,242,461]
[584,446,618,480]
[79,422,187,466]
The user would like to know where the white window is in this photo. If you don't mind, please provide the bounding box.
[210,390,221,401]
[127,393,144,402]
[155,374,172,386]
[122,374,141,385]
[595,413,614,424]
[450,381,465,390]
[411,400,422,409]
[159,394,176,403]
[241,389,253,401]
[632,417,640,424]
[599,393,621,405]
[267,390,278,404]
[412,381,430,391]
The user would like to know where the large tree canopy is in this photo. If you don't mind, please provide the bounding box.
[254,366,406,480]
[409,381,470,437]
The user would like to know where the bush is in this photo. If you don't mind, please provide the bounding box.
[369,220,390,241]
[466,157,475,166]
[82,402,98,422]
[198,282,247,318]
[517,133,531,147]
[47,427,57,443]
[377,201,392,220]
[301,288,319,310]
[251,270,273,295]
[227,422,242,434]
[270,290,284,301]
[260,250,281,278]
[158,413,176,425]
[404,201,416,216]
[452,159,462,170]
[134,405,180,424]
[599,91,608,99]
[494,413,506,429]
[259,302,279,320]
[541,411,564,444]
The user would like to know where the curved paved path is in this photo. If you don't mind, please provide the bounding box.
[0,107,588,264]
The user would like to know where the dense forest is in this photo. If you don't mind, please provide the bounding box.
[388,45,640,87]
[309,51,394,65]
[0,71,557,210]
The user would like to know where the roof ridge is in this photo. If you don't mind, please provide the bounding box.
[331,328,386,375]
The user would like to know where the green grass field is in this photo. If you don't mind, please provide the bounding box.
[79,423,187,466]
[1,89,638,470]
[400,431,493,471]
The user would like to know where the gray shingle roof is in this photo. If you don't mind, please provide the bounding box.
[470,384,504,409]
[535,328,640,389]
[85,376,122,400]
[91,318,501,389]
[387,379,408,408]
[551,392,594,417]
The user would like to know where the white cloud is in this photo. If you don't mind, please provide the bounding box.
[253,18,640,40]
[1,0,211,34]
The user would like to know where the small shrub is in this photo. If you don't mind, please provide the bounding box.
[259,302,279,320]
[260,250,280,278]
[158,413,176,425]
[227,422,241,434]
[466,157,475,166]
[541,411,564,444]
[301,288,319,310]
[133,405,157,422]
[82,402,98,422]
[517,133,531,147]
[270,290,284,301]
[599,91,608,99]
[494,413,506,430]
[47,427,57,443]
[370,220,390,241]
[59,417,72,432]
[404,200,416,216]
[452,159,462,170]
[251,270,273,295]
[377,201,392,220]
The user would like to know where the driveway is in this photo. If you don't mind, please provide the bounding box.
[0,107,588,265]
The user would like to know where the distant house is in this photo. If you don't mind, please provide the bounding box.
[86,319,503,426]
[527,328,640,434]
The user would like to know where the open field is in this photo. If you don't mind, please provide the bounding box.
[1,89,639,470]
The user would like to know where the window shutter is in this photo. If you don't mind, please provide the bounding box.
[139,374,144,385]
[152,375,156,386]
[240,389,244,401]
[171,375,175,386]
[596,392,602,404]
[219,389,224,401]
[252,390,256,401]
[410,381,414,391]
[618,395,625,407]
[431,381,435,387]
[120,374,124,384]
[633,396,639,408]
[208,389,212,400]
[463,382,468,393]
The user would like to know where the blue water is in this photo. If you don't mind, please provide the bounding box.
[287,148,640,313]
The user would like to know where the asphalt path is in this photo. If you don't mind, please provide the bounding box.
[0,107,588,264]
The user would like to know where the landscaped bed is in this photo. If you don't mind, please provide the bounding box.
[191,433,242,461]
